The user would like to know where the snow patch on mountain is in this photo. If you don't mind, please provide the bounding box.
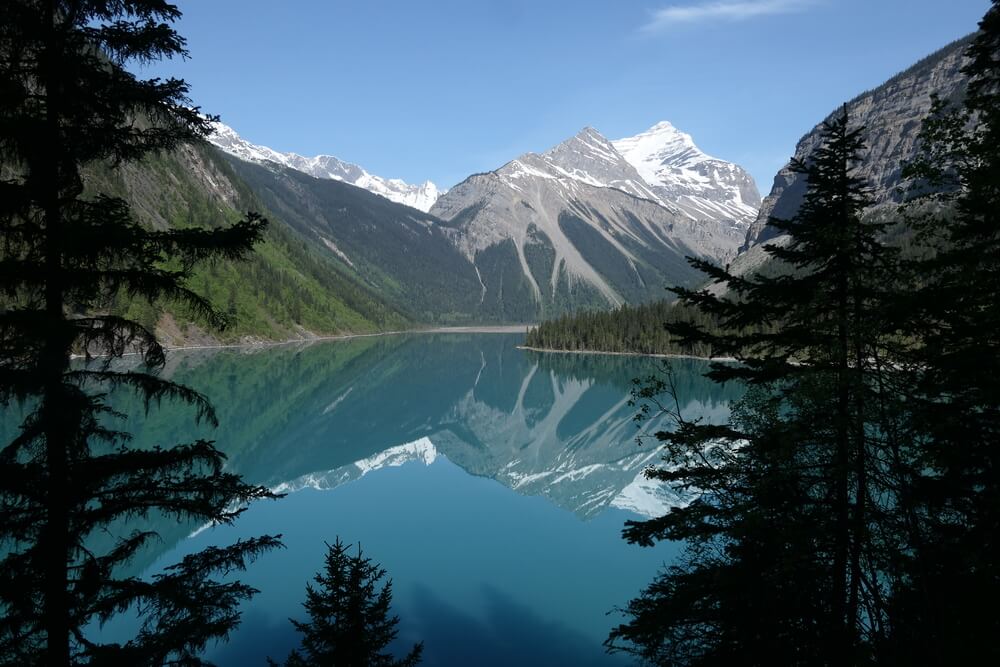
[355,437,438,474]
[207,122,441,212]
[611,468,692,518]
[613,120,761,230]
[498,127,665,205]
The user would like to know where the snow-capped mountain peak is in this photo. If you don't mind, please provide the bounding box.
[208,121,290,166]
[430,121,765,310]
[613,121,761,230]
[206,121,441,212]
[613,120,703,177]
[498,126,665,204]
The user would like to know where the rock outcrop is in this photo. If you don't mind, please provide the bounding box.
[742,35,973,252]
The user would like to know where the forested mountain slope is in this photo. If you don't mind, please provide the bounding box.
[84,141,411,344]
[221,157,505,323]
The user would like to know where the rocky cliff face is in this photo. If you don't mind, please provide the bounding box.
[742,34,973,252]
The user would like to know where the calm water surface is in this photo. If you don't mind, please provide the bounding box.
[108,333,740,665]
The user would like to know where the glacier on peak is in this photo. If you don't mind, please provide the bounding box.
[206,121,442,212]
[613,120,761,230]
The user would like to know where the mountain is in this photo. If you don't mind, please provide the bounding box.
[82,142,411,344]
[429,125,754,317]
[526,126,665,202]
[741,34,973,253]
[613,120,761,231]
[208,121,441,212]
[219,156,520,323]
[196,118,760,324]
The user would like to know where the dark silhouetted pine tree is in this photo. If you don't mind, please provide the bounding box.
[0,1,280,664]
[607,109,907,666]
[886,3,1000,663]
[273,538,422,667]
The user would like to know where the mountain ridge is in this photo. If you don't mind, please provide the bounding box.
[429,122,759,317]
[111,117,764,336]
[208,121,442,212]
[741,33,974,253]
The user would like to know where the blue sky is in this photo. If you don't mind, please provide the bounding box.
[150,0,991,192]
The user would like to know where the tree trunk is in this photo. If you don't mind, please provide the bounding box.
[41,2,71,661]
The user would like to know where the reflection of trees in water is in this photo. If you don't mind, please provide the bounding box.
[529,350,744,407]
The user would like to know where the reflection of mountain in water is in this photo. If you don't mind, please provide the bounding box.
[270,437,439,495]
[119,334,739,518]
[88,334,739,572]
[436,365,681,519]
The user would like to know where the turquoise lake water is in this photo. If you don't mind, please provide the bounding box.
[88,333,740,665]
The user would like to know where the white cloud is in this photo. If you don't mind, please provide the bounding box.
[642,0,818,31]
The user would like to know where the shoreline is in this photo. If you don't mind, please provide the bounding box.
[72,326,735,363]
[72,325,534,359]
[516,345,736,363]
[169,324,533,352]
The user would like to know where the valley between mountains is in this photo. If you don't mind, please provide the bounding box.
[112,32,970,348]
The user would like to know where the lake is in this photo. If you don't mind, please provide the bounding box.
[103,332,740,665]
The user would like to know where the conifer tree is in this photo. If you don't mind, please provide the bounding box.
[607,109,904,666]
[274,538,423,667]
[0,1,280,663]
[887,3,1000,662]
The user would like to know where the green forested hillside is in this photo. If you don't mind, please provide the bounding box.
[227,158,500,323]
[83,142,412,342]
